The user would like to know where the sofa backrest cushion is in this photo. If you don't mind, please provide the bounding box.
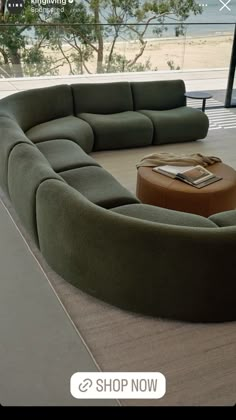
[8,143,64,244]
[0,85,73,132]
[71,82,133,114]
[0,116,32,193]
[131,80,186,110]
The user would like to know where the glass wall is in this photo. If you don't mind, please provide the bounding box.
[0,22,234,79]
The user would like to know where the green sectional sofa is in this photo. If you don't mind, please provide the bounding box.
[1,80,236,323]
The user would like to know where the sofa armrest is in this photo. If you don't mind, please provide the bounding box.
[36,179,236,322]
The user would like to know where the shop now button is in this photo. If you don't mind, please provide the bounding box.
[70,372,166,399]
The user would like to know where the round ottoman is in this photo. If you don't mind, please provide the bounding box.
[136,162,236,217]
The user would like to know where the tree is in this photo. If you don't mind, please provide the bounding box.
[0,1,63,77]
[51,0,202,74]
[0,0,202,77]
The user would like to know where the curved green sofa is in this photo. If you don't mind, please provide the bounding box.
[1,80,236,323]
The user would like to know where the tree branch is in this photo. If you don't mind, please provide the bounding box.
[58,42,74,74]
[38,63,64,76]
[82,59,91,74]
[107,28,119,69]
[127,40,147,68]
[71,28,98,53]
[18,26,29,35]
[35,34,48,50]
[140,15,159,37]
[0,47,9,65]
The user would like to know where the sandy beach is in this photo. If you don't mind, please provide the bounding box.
[44,34,233,75]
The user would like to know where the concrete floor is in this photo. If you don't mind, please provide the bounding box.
[0,68,229,99]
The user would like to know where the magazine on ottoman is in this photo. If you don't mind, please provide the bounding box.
[153,165,222,188]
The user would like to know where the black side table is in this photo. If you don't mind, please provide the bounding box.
[184,91,212,112]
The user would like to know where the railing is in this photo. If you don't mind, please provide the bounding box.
[0,22,235,78]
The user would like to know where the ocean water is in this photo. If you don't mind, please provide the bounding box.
[142,0,236,38]
[187,0,236,24]
[26,1,236,40]
[95,0,236,38]
[182,0,236,36]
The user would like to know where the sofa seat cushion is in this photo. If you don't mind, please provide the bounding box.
[140,107,209,145]
[60,166,139,209]
[78,111,153,151]
[112,204,217,228]
[26,116,94,153]
[36,140,99,173]
[209,210,236,227]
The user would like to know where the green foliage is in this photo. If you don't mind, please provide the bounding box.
[104,52,152,72]
[0,0,47,76]
[22,47,60,76]
[0,0,202,77]
[167,60,180,71]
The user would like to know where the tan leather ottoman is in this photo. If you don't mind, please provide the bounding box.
[136,163,236,217]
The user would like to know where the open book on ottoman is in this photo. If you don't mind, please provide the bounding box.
[152,165,222,188]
